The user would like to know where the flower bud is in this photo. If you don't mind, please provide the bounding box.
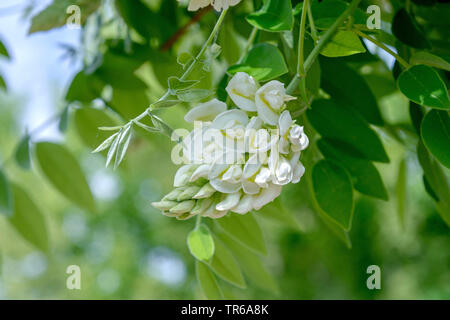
[177,185,202,201]
[193,182,216,199]
[169,200,196,214]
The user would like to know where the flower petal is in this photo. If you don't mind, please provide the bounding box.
[226,72,259,111]
[216,192,241,211]
[231,194,254,214]
[210,178,242,194]
[252,183,282,210]
[212,109,249,129]
[184,99,227,123]
[279,110,292,136]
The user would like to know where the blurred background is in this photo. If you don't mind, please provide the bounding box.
[0,0,449,299]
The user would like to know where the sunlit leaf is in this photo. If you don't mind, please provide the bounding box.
[228,43,288,81]
[14,134,31,170]
[9,184,49,252]
[35,142,96,212]
[216,213,267,255]
[188,224,215,261]
[74,107,118,149]
[196,261,223,300]
[208,236,246,288]
[320,31,366,58]
[398,65,450,109]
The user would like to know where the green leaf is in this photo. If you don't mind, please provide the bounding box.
[421,110,450,169]
[114,125,133,169]
[216,213,267,255]
[177,89,213,102]
[228,43,288,81]
[177,52,194,69]
[0,74,6,90]
[196,261,223,300]
[0,39,10,59]
[9,184,49,252]
[396,159,407,228]
[14,135,31,170]
[29,0,101,34]
[307,99,389,163]
[317,139,388,200]
[310,0,367,29]
[410,51,450,72]
[320,57,383,125]
[398,65,450,110]
[66,71,104,103]
[392,8,431,49]
[246,0,293,32]
[0,169,13,217]
[312,159,354,231]
[110,88,150,119]
[35,142,96,212]
[151,100,181,109]
[417,142,450,225]
[409,102,425,135]
[74,107,118,149]
[168,77,199,94]
[216,229,278,293]
[219,19,244,65]
[256,197,300,229]
[58,105,70,133]
[208,236,246,289]
[187,224,215,262]
[320,31,366,58]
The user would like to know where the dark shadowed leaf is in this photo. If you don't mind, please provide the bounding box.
[392,8,431,49]
[14,135,31,170]
[35,142,96,212]
[307,99,389,162]
[396,159,407,228]
[421,110,450,168]
[312,159,354,230]
[320,57,383,125]
[317,139,388,200]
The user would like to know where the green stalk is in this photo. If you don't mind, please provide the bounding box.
[133,9,229,123]
[287,0,362,94]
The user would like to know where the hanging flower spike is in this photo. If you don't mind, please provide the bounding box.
[183,0,242,12]
[152,73,309,219]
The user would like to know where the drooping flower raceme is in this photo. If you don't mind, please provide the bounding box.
[152,72,309,220]
[182,0,242,11]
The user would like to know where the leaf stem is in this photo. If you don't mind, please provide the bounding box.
[287,0,362,95]
[238,27,258,63]
[353,28,410,68]
[307,1,318,41]
[133,9,228,124]
[297,0,309,77]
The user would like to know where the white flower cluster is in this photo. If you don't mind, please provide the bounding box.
[152,72,309,219]
[183,0,242,12]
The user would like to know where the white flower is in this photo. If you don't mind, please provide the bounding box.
[226,72,259,112]
[289,125,309,152]
[184,0,242,11]
[184,99,226,123]
[255,81,295,125]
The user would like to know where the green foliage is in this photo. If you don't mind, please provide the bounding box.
[188,224,215,261]
[309,0,367,29]
[9,184,49,252]
[228,43,288,81]
[312,159,354,231]
[396,159,407,228]
[196,261,223,299]
[74,107,118,149]
[246,0,293,32]
[35,142,96,212]
[0,39,10,59]
[398,65,450,110]
[207,236,246,289]
[392,8,431,49]
[410,51,450,72]
[216,213,267,255]
[421,110,450,169]
[29,0,101,34]
[14,135,31,170]
[307,99,389,163]
[320,31,365,57]
[320,58,383,125]
[0,169,12,216]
